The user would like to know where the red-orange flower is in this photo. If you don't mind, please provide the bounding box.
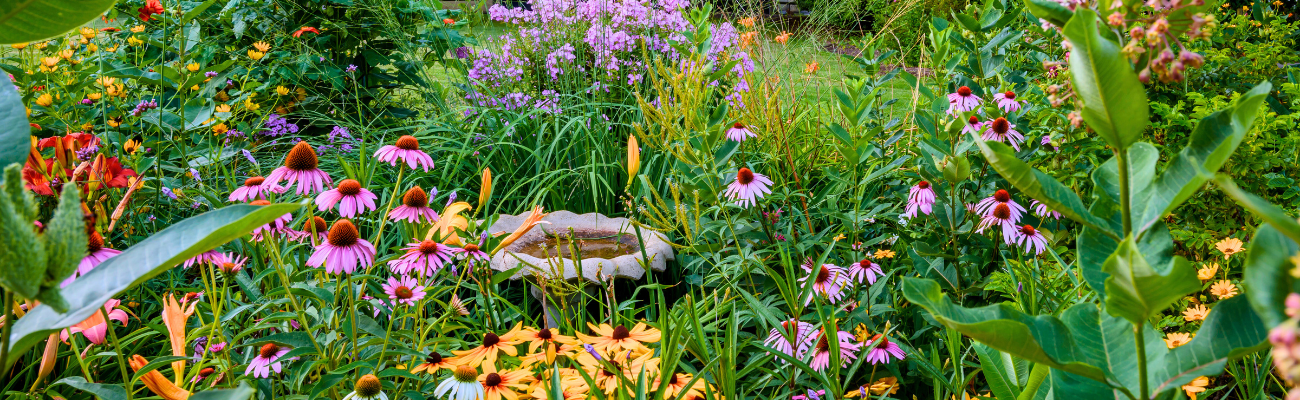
[292,27,321,37]
[138,0,164,21]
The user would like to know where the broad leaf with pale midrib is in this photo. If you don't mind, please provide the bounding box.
[0,0,120,44]
[1063,9,1148,151]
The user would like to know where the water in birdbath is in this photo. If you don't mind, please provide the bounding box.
[515,229,640,259]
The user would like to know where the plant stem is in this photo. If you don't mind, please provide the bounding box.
[99,307,133,400]
[0,290,11,379]
[1117,149,1146,399]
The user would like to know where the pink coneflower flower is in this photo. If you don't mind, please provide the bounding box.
[216,253,248,274]
[383,275,428,306]
[1041,135,1059,151]
[902,181,936,219]
[981,117,1025,150]
[59,299,128,345]
[228,176,284,202]
[1015,225,1049,255]
[962,115,984,136]
[847,259,883,285]
[295,216,329,244]
[306,219,376,274]
[726,122,757,142]
[65,231,121,286]
[947,86,981,114]
[763,320,814,360]
[267,141,333,195]
[975,189,1026,223]
[977,203,1020,244]
[799,264,848,304]
[245,342,290,378]
[374,135,435,171]
[451,233,490,264]
[390,186,439,223]
[864,334,906,364]
[389,239,454,276]
[808,329,860,371]
[315,179,378,218]
[183,250,223,268]
[248,200,293,237]
[1030,199,1061,219]
[724,168,773,208]
[993,90,1021,113]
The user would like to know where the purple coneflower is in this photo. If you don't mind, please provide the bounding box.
[847,259,883,285]
[902,180,936,219]
[315,179,378,218]
[389,239,454,277]
[295,216,329,244]
[267,141,333,195]
[216,253,248,274]
[390,186,439,223]
[1030,199,1061,219]
[763,320,814,361]
[799,263,848,304]
[977,203,1020,244]
[724,167,772,208]
[808,328,860,371]
[981,117,1025,150]
[962,115,983,136]
[229,176,284,202]
[306,219,376,274]
[66,231,121,286]
[975,189,1026,223]
[183,249,223,268]
[374,135,435,171]
[245,342,290,378]
[993,90,1021,113]
[383,275,428,306]
[947,86,981,114]
[725,122,757,142]
[1041,135,1060,151]
[248,200,293,237]
[864,334,906,364]
[1015,225,1049,255]
[451,233,490,264]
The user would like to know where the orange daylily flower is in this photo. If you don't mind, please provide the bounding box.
[130,355,191,400]
[162,293,197,384]
[492,205,548,255]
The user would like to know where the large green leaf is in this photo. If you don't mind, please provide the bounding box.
[54,377,126,400]
[0,0,119,44]
[1064,304,1167,398]
[1150,296,1269,395]
[975,343,1022,400]
[0,73,29,168]
[902,278,1110,383]
[1101,237,1199,324]
[1136,82,1272,233]
[974,139,1116,237]
[1063,9,1148,151]
[1024,0,1073,27]
[190,382,257,400]
[1214,175,1300,244]
[1242,224,1300,328]
[4,202,303,366]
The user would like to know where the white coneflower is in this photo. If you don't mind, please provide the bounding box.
[342,374,388,400]
[435,365,484,400]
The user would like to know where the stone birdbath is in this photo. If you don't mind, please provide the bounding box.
[486,210,673,328]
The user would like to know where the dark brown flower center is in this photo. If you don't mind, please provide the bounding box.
[612,325,631,340]
[355,374,382,397]
[993,189,1011,202]
[394,286,413,299]
[1004,91,1016,99]
[992,203,1012,220]
[485,373,502,387]
[418,240,441,254]
[402,186,428,207]
[670,374,680,385]
[337,179,362,196]
[304,216,327,234]
[917,181,930,189]
[816,265,831,283]
[425,352,443,363]
[284,141,319,171]
[463,244,480,252]
[957,86,972,96]
[816,334,830,351]
[732,122,745,129]
[859,259,872,268]
[991,117,1010,134]
[395,135,419,150]
[482,332,500,347]
[1020,225,1036,235]
[737,168,754,185]
[968,115,980,124]
[537,328,553,340]
[259,343,280,358]
[245,176,265,187]
[199,367,215,377]
[327,220,359,247]
[88,231,104,252]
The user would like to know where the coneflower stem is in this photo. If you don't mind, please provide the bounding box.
[0,290,10,378]
[367,168,405,275]
[99,307,133,400]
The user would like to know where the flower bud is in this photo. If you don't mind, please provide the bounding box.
[1179,51,1204,68]
[1138,68,1152,84]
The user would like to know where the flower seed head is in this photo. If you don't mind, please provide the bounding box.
[453,365,477,382]
[337,179,362,196]
[612,325,631,340]
[993,189,1011,202]
[355,374,382,397]
[259,343,280,358]
[737,168,755,185]
[482,332,500,347]
[284,141,319,171]
[918,181,930,189]
[304,216,327,234]
[327,220,359,247]
[957,86,972,96]
[245,176,265,187]
[395,135,419,150]
[403,186,428,207]
[992,203,1012,220]
[991,117,1010,134]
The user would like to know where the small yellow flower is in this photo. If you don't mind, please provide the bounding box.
[106,45,119,52]
[1183,376,1209,400]
[131,25,146,33]
[1196,263,1218,281]
[59,49,74,59]
[874,249,896,259]
[87,92,102,100]
[1183,304,1209,322]
[86,43,98,52]
[41,57,60,67]
[276,86,291,96]
[212,123,228,135]
[11,43,27,50]
[832,233,846,241]
[81,122,94,132]
[97,77,117,87]
[215,104,231,113]
[1164,332,1192,349]
[189,85,200,91]
[80,27,97,39]
[123,137,140,153]
[109,117,124,128]
[128,36,144,46]
[107,84,125,97]
[186,63,200,72]
[1210,280,1238,299]
[243,98,260,111]
[253,41,271,52]
[35,93,53,107]
[247,50,265,60]
[804,62,820,74]
[1290,252,1300,278]
[1216,237,1244,259]
[34,41,48,49]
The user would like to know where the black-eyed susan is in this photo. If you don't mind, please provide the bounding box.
[577,323,661,353]
[450,323,525,367]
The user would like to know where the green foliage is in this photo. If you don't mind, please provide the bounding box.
[0,0,119,44]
